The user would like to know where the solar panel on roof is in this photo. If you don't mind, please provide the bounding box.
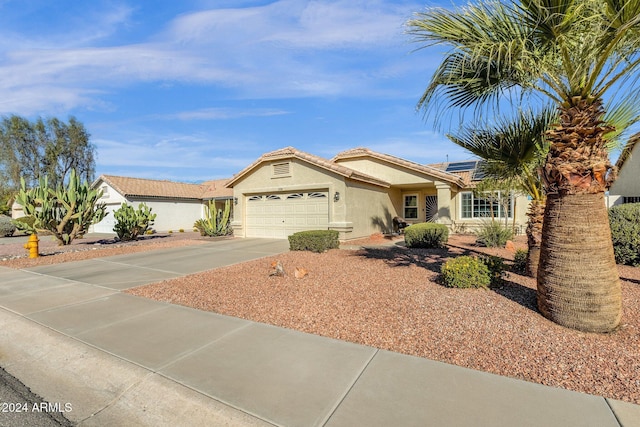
[445,161,479,172]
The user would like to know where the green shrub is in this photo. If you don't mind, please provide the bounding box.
[179,229,184,233]
[513,249,528,274]
[475,221,514,248]
[609,203,640,266]
[288,230,339,253]
[0,215,16,237]
[113,203,157,241]
[440,256,491,289]
[479,255,507,287]
[404,223,449,248]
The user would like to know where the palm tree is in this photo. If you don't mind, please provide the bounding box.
[448,109,554,278]
[407,0,640,332]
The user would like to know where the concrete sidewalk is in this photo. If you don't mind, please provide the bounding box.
[0,238,639,426]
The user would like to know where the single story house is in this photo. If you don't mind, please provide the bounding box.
[90,175,233,233]
[227,147,529,240]
[12,146,538,239]
[608,133,640,206]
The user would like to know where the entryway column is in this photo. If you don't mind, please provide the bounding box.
[435,184,452,225]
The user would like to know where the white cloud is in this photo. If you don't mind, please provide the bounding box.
[159,107,290,121]
[0,1,425,115]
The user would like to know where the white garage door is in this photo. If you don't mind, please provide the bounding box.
[245,191,329,239]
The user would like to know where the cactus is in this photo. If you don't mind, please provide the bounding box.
[13,169,107,245]
[113,202,157,241]
[194,199,232,237]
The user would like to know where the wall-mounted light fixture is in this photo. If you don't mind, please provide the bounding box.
[333,192,340,202]
[234,197,238,205]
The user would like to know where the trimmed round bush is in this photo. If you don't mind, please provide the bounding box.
[440,256,491,289]
[288,230,339,253]
[404,223,449,248]
[0,215,16,237]
[609,203,640,266]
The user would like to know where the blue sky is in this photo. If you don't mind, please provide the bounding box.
[0,0,478,183]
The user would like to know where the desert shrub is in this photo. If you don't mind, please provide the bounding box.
[0,215,16,237]
[513,249,528,274]
[113,203,157,241]
[194,200,232,237]
[440,256,491,289]
[479,255,507,287]
[475,221,514,248]
[179,229,184,233]
[404,223,449,248]
[609,203,640,266]
[288,230,339,253]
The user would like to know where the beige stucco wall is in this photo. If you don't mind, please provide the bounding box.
[343,181,400,238]
[231,158,349,237]
[335,157,436,186]
[609,143,640,199]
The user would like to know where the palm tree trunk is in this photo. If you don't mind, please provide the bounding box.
[525,199,544,278]
[537,99,621,333]
[537,193,621,332]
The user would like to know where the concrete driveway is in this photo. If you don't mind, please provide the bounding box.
[2,237,640,426]
[21,237,290,290]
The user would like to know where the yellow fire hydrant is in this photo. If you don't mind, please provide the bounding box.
[24,234,39,258]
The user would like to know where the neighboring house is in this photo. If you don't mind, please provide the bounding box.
[90,175,233,233]
[608,133,640,206]
[226,147,529,240]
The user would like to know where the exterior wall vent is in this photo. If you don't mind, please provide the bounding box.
[273,162,291,177]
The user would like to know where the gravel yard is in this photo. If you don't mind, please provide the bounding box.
[127,235,640,406]
[1,232,639,405]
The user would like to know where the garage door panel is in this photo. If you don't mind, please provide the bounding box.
[245,192,329,238]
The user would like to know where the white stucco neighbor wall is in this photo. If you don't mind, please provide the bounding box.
[610,143,640,200]
[91,181,127,233]
[128,198,202,232]
[90,180,203,233]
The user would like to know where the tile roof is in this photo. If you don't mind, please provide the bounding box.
[201,178,234,199]
[96,175,232,200]
[333,147,466,187]
[226,146,390,188]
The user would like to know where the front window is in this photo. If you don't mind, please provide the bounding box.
[461,191,513,219]
[404,194,418,219]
